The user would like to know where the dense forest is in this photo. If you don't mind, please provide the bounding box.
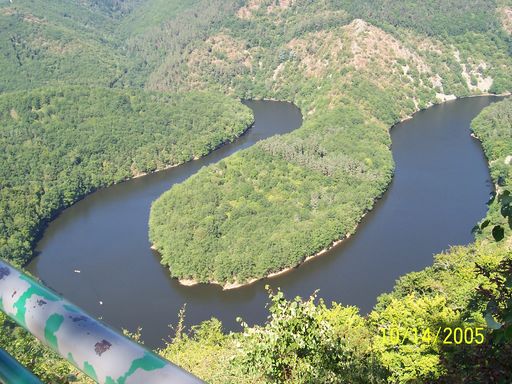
[0,87,253,266]
[149,104,394,285]
[0,0,127,91]
[0,0,511,383]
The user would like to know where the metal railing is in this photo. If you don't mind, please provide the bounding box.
[0,348,43,384]
[0,260,204,384]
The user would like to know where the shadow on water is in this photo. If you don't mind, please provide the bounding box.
[28,97,502,348]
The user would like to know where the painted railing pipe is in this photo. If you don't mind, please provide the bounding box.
[0,348,43,384]
[0,260,204,384]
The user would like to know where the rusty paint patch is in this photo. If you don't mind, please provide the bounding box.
[94,339,112,356]
[70,315,87,323]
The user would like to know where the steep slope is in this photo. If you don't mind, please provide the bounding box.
[121,0,241,87]
[0,0,239,90]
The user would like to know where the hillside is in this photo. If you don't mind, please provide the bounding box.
[0,0,240,90]
[148,1,512,286]
[121,0,241,87]
[0,0,129,91]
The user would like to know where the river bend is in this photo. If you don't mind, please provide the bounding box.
[28,97,500,348]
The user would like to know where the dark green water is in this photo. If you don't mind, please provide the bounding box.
[28,97,501,348]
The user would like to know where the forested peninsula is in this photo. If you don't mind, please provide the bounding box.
[149,0,512,287]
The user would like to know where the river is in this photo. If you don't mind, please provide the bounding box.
[28,97,501,348]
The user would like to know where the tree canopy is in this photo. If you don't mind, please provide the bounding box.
[0,87,253,266]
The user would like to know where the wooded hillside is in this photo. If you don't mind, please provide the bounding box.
[0,87,253,266]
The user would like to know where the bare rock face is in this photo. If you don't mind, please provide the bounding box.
[505,155,512,165]
[501,7,512,35]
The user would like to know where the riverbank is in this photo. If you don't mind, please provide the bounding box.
[18,99,254,269]
[172,212,368,290]
[130,116,255,180]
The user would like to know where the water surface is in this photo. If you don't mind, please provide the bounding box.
[28,97,500,348]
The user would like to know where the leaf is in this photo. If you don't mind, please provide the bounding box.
[498,190,512,205]
[485,313,502,330]
[492,225,505,242]
[500,204,512,218]
[480,219,491,230]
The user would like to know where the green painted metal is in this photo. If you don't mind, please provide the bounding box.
[0,348,43,384]
[0,260,204,384]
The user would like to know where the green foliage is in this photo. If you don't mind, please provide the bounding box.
[448,254,512,382]
[477,257,512,341]
[0,87,253,266]
[236,288,379,384]
[171,239,510,383]
[147,3,511,382]
[0,1,510,382]
[472,98,512,240]
[449,31,512,95]
[0,0,127,91]
[159,317,260,384]
[126,0,241,88]
[223,1,352,49]
[0,0,241,91]
[149,102,393,284]
[168,88,512,384]
[371,295,460,383]
[148,0,511,285]
[118,0,202,35]
[472,98,512,188]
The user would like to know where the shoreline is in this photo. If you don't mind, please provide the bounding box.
[169,205,371,290]
[161,91,510,291]
[124,120,255,181]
